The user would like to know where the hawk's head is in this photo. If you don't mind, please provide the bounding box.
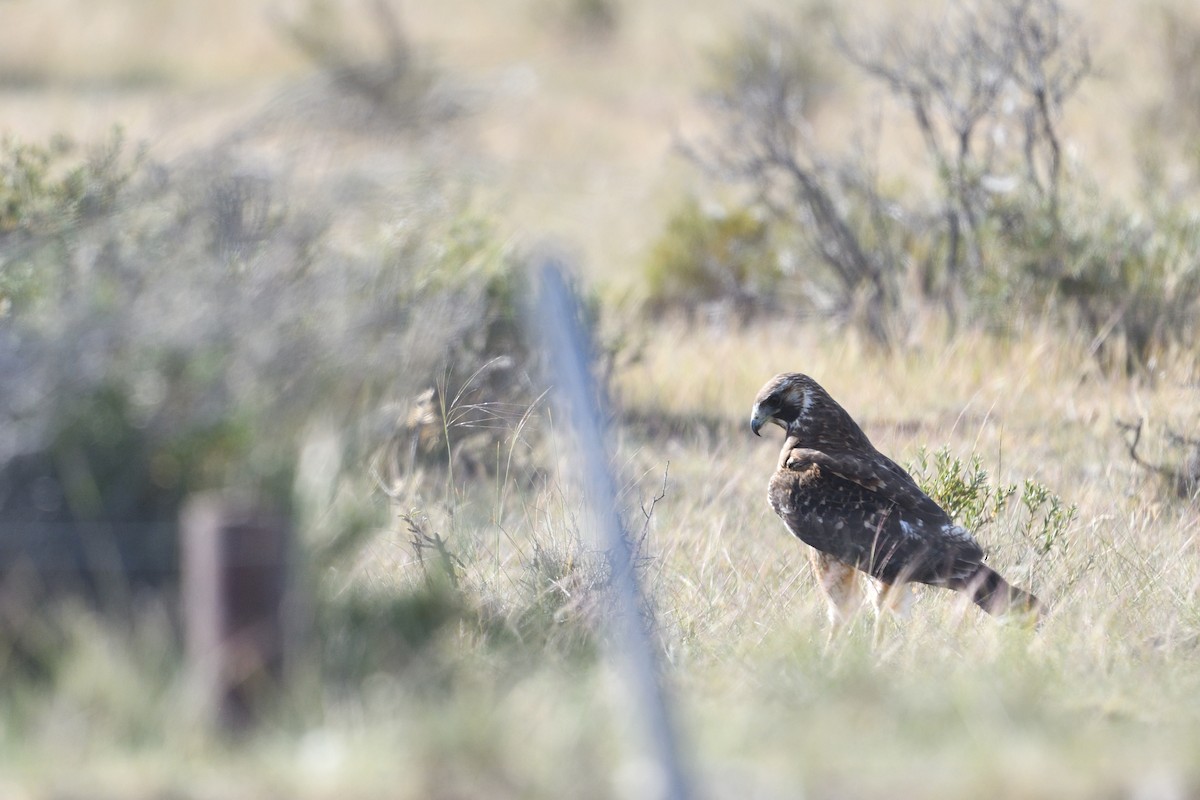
[750,372,820,436]
[750,372,872,450]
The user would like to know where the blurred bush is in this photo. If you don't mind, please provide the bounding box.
[276,0,463,131]
[981,188,1200,371]
[671,0,1200,368]
[0,130,541,603]
[318,508,606,687]
[682,2,905,340]
[549,0,621,42]
[642,195,783,321]
[704,9,837,122]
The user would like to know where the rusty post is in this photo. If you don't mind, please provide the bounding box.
[181,494,290,731]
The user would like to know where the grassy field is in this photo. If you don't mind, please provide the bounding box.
[3,0,1200,798]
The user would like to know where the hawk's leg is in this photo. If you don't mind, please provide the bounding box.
[809,550,861,629]
[867,579,914,646]
[867,579,914,619]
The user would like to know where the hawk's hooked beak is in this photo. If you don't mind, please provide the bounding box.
[750,404,771,437]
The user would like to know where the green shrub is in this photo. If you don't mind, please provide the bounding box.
[908,447,1016,535]
[0,129,136,238]
[977,187,1200,370]
[642,195,782,318]
[909,447,1076,559]
[0,130,140,310]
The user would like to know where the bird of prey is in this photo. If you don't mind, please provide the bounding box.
[750,372,1041,625]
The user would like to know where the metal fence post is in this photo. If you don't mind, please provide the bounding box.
[533,261,692,800]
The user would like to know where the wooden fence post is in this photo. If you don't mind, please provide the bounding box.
[181,493,290,731]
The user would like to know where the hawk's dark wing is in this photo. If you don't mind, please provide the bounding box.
[768,444,984,586]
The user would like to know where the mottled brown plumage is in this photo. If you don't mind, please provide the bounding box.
[751,372,1040,623]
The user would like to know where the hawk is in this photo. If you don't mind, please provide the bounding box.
[750,372,1041,625]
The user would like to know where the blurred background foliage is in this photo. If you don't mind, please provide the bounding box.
[664,0,1200,364]
[0,126,542,596]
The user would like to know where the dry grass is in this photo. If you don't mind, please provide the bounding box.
[617,320,1200,797]
[241,319,1200,798]
[3,321,1200,798]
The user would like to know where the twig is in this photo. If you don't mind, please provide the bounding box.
[637,462,670,550]
[1117,418,1199,499]
[403,511,462,588]
[1117,418,1171,476]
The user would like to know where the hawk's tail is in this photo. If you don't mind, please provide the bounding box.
[962,565,1043,619]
